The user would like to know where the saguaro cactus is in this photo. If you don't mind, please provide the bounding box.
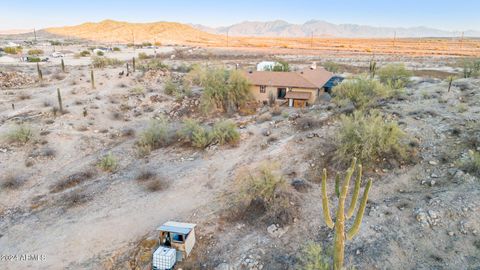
[447,76,455,92]
[61,58,65,73]
[36,62,43,80]
[132,57,136,72]
[321,158,372,270]
[56,88,63,114]
[369,60,377,78]
[91,69,95,89]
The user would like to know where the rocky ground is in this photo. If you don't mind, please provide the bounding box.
[0,45,479,270]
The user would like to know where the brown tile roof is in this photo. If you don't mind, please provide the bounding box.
[285,91,311,100]
[244,67,333,89]
[296,67,334,89]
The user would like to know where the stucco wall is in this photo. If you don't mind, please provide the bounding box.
[250,85,319,104]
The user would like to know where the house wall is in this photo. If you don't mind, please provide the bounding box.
[250,85,319,104]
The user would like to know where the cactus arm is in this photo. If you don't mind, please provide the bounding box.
[347,178,372,240]
[346,164,362,219]
[91,70,95,89]
[340,157,356,199]
[321,168,334,229]
[334,173,340,198]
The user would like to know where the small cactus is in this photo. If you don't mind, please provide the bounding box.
[57,88,63,114]
[321,158,372,270]
[61,59,65,73]
[369,60,377,78]
[132,57,136,72]
[447,75,455,92]
[126,63,130,75]
[91,70,95,89]
[36,63,43,80]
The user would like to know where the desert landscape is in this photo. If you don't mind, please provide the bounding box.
[1,6,480,270]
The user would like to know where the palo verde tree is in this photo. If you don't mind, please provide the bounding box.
[321,158,372,270]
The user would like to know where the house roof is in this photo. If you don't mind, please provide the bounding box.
[245,67,333,89]
[156,221,196,235]
[285,91,311,100]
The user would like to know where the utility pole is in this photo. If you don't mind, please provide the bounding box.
[131,30,135,52]
[460,31,464,49]
[226,29,229,47]
[310,31,314,48]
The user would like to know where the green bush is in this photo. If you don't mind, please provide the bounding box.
[212,120,240,145]
[138,59,168,71]
[142,42,152,47]
[138,52,149,59]
[27,57,41,63]
[92,56,123,68]
[136,119,170,155]
[334,110,407,166]
[164,79,179,95]
[96,50,104,56]
[113,47,121,52]
[333,77,390,109]
[264,60,290,72]
[28,49,44,55]
[80,50,91,57]
[459,150,480,177]
[323,61,340,73]
[5,124,34,144]
[377,63,412,89]
[297,242,330,270]
[460,58,480,78]
[197,68,252,114]
[4,46,22,54]
[97,152,118,172]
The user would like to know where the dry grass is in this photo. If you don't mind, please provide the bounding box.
[1,173,26,190]
[135,170,168,192]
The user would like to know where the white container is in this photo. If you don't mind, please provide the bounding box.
[152,246,176,270]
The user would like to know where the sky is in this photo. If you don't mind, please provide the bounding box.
[1,0,480,31]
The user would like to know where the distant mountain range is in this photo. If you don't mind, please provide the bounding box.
[192,20,480,38]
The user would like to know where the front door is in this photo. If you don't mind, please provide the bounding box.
[277,88,287,99]
[293,99,306,108]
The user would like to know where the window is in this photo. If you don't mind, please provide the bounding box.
[277,88,287,99]
[260,85,266,93]
[171,233,184,243]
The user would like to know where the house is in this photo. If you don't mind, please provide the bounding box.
[244,66,334,108]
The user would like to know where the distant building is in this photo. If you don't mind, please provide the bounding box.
[256,61,278,71]
[244,66,334,108]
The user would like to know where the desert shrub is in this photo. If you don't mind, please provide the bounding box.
[232,163,294,225]
[79,50,91,57]
[130,86,145,95]
[92,56,123,68]
[1,173,25,189]
[142,42,152,47]
[4,46,22,54]
[265,60,290,72]
[28,49,44,55]
[113,47,121,52]
[297,242,330,270]
[179,119,212,148]
[138,52,149,59]
[135,170,167,192]
[136,119,170,155]
[323,61,340,73]
[5,124,35,144]
[334,110,408,166]
[377,63,412,89]
[333,77,391,110]
[63,190,91,208]
[212,120,240,145]
[96,50,104,56]
[460,58,480,78]
[459,150,480,177]
[97,152,118,172]
[197,68,252,114]
[457,103,468,113]
[138,59,168,71]
[164,79,179,95]
[27,57,41,62]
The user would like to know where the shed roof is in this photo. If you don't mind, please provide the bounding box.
[245,67,333,89]
[156,221,196,235]
[285,91,311,100]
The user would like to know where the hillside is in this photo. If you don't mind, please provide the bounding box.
[45,19,222,44]
[196,19,480,38]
